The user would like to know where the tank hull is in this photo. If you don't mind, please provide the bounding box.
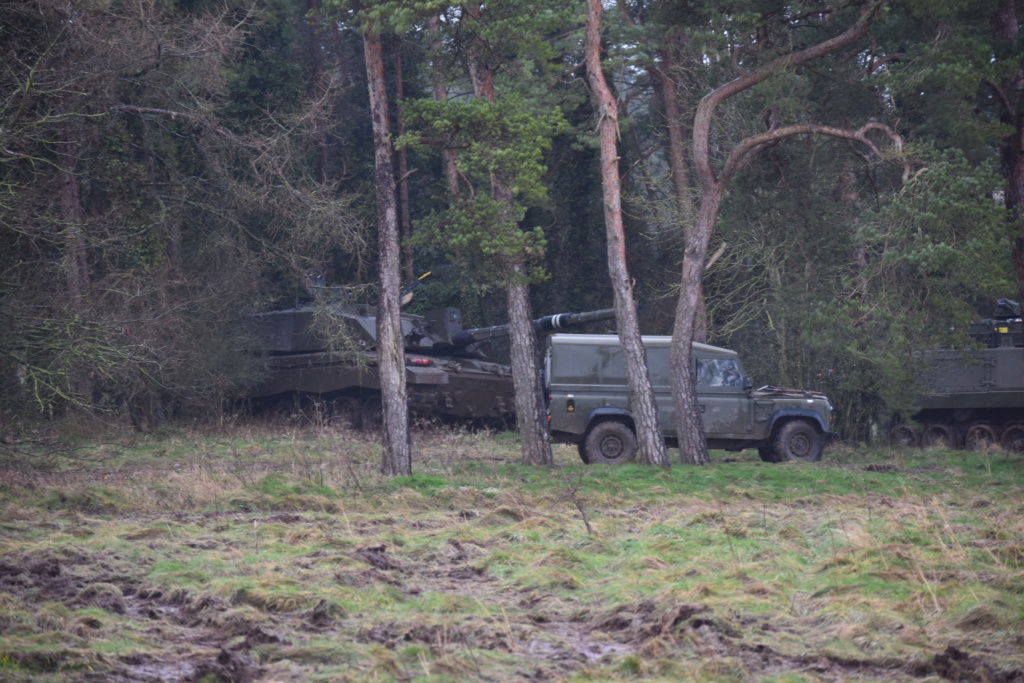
[896,304,1024,451]
[245,298,611,428]
[248,350,517,425]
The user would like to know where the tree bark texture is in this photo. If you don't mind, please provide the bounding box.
[392,35,415,283]
[466,7,552,465]
[987,0,1024,300]
[992,34,1024,302]
[657,40,695,223]
[58,121,88,307]
[306,0,329,186]
[364,29,412,476]
[427,14,461,199]
[675,0,883,465]
[586,0,668,467]
[506,277,552,464]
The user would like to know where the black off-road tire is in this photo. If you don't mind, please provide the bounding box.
[582,421,638,464]
[576,442,591,464]
[757,447,780,463]
[771,419,824,462]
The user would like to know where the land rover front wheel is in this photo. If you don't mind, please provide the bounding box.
[771,420,824,462]
[582,421,638,464]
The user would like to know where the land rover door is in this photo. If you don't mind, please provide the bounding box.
[694,351,752,439]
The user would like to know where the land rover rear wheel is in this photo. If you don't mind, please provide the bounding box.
[772,419,824,462]
[576,442,590,465]
[582,421,637,464]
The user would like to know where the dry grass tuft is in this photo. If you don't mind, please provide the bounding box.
[0,427,1021,681]
[74,582,126,614]
[478,506,527,525]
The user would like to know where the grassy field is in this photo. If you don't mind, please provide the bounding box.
[0,423,1021,682]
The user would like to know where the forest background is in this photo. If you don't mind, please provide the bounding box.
[2,0,1022,444]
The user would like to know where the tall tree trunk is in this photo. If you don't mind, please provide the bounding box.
[614,5,704,342]
[363,29,411,476]
[466,4,551,465]
[991,0,1024,301]
[586,0,668,467]
[671,198,718,465]
[427,14,460,199]
[674,1,883,465]
[507,275,552,465]
[392,35,414,282]
[658,40,695,222]
[58,122,88,307]
[657,44,711,343]
[306,0,329,185]
[57,116,93,409]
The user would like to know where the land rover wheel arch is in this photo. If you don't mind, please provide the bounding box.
[581,420,638,465]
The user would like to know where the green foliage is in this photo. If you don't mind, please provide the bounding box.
[717,145,1011,436]
[402,96,565,201]
[325,0,449,34]
[401,96,565,290]
[866,151,1010,294]
[413,196,548,290]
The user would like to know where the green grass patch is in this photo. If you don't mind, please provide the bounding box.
[0,427,1021,681]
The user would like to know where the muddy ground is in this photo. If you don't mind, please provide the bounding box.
[1,432,1023,681]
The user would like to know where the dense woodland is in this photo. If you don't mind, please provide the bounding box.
[2,0,1022,447]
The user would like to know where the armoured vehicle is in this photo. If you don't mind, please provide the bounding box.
[892,299,1024,452]
[544,334,836,464]
[247,282,615,428]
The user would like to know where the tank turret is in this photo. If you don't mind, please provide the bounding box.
[966,298,1023,348]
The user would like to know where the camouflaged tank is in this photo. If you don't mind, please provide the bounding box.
[891,299,1024,452]
[247,279,616,429]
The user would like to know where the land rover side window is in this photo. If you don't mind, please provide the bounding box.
[696,358,742,387]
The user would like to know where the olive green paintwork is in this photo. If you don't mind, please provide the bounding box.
[247,297,614,426]
[544,334,835,462]
[900,299,1024,451]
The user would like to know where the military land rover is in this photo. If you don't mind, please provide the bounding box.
[544,334,836,464]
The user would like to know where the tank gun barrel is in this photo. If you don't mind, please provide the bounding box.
[534,308,616,332]
[450,308,616,347]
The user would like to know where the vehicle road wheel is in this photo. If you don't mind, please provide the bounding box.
[361,394,383,433]
[576,442,590,465]
[921,424,958,450]
[772,420,824,462]
[964,423,998,451]
[1000,424,1024,453]
[889,424,919,448]
[582,421,637,464]
[758,447,780,463]
[331,396,362,430]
